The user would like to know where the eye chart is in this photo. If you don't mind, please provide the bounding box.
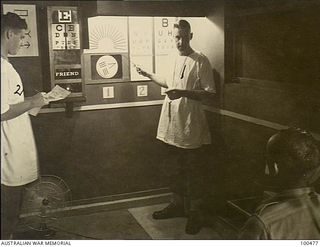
[88,16,128,53]
[129,17,153,81]
[52,23,80,50]
[154,17,178,79]
[47,6,84,98]
[84,16,208,104]
[154,17,178,56]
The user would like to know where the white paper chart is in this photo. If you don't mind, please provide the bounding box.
[130,56,153,81]
[51,24,80,50]
[128,17,153,81]
[129,17,153,56]
[51,24,65,50]
[154,17,178,81]
[154,17,178,56]
[88,16,128,53]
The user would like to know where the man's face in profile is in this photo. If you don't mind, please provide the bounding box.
[8,29,25,55]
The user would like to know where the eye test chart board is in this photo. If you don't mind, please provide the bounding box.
[82,17,173,105]
[47,6,85,100]
[81,16,206,106]
[129,17,153,82]
[3,4,39,57]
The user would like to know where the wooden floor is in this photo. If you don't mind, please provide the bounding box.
[14,202,238,240]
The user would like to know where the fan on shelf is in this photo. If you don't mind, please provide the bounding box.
[20,175,72,238]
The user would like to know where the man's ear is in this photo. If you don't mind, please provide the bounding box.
[6,29,13,40]
[190,32,193,40]
[265,161,279,176]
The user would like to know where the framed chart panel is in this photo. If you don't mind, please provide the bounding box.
[129,17,153,81]
[47,6,85,98]
[88,16,128,53]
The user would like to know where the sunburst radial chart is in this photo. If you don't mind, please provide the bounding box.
[88,17,128,53]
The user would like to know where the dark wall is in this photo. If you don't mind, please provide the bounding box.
[31,107,225,200]
[224,1,320,134]
[219,0,320,198]
[32,106,170,200]
[96,1,212,16]
[224,80,320,133]
[233,8,320,86]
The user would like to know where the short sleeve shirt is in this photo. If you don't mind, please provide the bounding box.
[1,57,39,186]
[238,187,320,239]
[157,51,216,149]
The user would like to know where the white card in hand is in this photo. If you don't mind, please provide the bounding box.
[44,85,71,102]
[29,86,71,116]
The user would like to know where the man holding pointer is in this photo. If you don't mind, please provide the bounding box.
[137,19,216,234]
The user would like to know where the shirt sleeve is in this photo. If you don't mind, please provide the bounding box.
[238,215,269,240]
[163,54,175,88]
[199,55,216,93]
[1,62,10,114]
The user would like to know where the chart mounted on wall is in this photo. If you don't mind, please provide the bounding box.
[154,17,178,56]
[129,56,153,82]
[154,17,178,80]
[82,16,211,106]
[3,4,39,57]
[88,16,128,53]
[51,23,80,50]
[92,55,122,80]
[47,6,85,98]
[129,17,153,56]
[83,53,130,84]
[128,17,153,81]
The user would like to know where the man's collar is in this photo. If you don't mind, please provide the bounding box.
[276,187,316,198]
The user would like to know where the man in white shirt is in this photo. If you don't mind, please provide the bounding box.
[136,19,216,234]
[1,12,47,239]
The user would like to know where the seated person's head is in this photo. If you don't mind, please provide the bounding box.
[265,127,320,189]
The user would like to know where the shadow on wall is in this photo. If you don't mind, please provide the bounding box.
[213,68,222,106]
[202,69,221,107]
